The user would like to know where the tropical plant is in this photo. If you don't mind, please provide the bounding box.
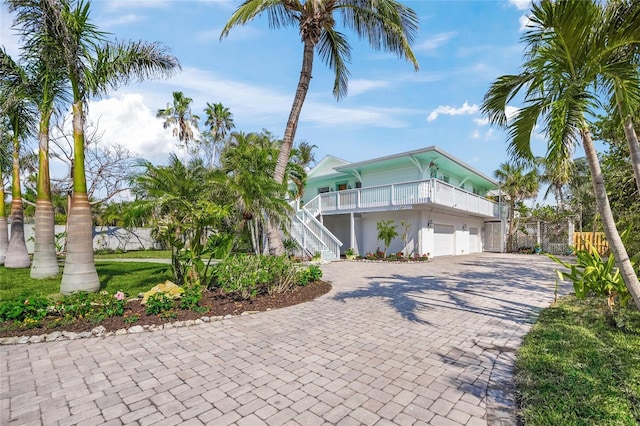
[130,155,228,284]
[537,156,574,209]
[0,49,36,269]
[376,220,398,257]
[493,162,539,252]
[157,91,199,150]
[201,101,235,168]
[19,0,180,294]
[288,140,317,200]
[5,4,72,278]
[220,131,292,255]
[221,0,420,255]
[0,120,11,264]
[481,0,640,307]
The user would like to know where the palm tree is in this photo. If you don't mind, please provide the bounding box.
[0,120,12,265]
[202,102,234,168]
[482,0,640,307]
[221,0,420,255]
[7,3,71,277]
[221,131,292,254]
[600,0,640,194]
[289,140,317,201]
[31,0,180,294]
[0,50,36,269]
[494,162,539,253]
[131,155,227,283]
[537,156,574,209]
[157,91,199,150]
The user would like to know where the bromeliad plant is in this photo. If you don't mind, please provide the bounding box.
[548,235,640,311]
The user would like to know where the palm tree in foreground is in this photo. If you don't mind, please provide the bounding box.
[221,0,420,255]
[482,0,640,307]
[494,162,539,253]
[0,121,13,265]
[0,50,35,269]
[36,0,180,294]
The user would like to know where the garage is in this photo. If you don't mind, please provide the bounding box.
[433,224,455,257]
[469,227,480,253]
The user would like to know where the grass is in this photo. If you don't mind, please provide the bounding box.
[93,250,171,259]
[515,296,640,425]
[0,262,173,301]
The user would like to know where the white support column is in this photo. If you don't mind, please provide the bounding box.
[350,213,356,254]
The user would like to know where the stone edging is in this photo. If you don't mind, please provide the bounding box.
[0,311,261,346]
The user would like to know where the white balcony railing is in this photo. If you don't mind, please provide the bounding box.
[306,178,501,218]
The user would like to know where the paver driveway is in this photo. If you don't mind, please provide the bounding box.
[1,253,565,426]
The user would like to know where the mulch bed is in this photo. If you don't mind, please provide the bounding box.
[0,280,331,339]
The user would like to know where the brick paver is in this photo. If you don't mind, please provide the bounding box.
[0,253,564,425]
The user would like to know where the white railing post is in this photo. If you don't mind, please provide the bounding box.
[390,184,395,206]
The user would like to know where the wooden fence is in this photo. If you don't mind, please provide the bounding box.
[573,232,609,255]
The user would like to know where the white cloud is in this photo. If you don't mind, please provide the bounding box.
[85,94,178,164]
[427,101,479,122]
[347,79,390,96]
[414,32,457,51]
[509,0,531,11]
[473,117,489,126]
[505,105,520,121]
[519,14,533,32]
[101,13,143,28]
[472,128,495,141]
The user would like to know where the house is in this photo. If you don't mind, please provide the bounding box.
[289,146,506,259]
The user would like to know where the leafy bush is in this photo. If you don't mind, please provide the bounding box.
[0,293,50,322]
[180,281,203,310]
[300,265,322,285]
[548,239,639,310]
[145,292,175,315]
[213,255,309,299]
[55,292,94,318]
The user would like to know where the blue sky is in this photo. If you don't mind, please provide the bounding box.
[1,0,552,180]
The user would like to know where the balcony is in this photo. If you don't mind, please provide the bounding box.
[305,178,502,219]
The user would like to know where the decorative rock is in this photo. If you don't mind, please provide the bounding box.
[91,326,106,336]
[194,319,204,325]
[143,325,149,329]
[0,337,19,345]
[184,320,194,326]
[128,325,144,334]
[46,331,62,342]
[211,316,223,321]
[29,335,43,343]
[115,328,127,335]
[62,331,78,340]
[141,281,184,305]
[105,332,114,337]
[200,316,210,323]
[164,323,173,329]
[78,332,92,339]
[223,314,233,319]
[240,311,249,316]
[18,336,30,344]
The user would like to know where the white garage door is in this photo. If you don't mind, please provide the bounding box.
[469,227,480,253]
[433,224,454,257]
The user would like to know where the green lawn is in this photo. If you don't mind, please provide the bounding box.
[516,296,640,425]
[0,262,173,301]
[93,250,171,259]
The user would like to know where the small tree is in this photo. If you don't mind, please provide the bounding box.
[400,220,413,257]
[376,220,398,258]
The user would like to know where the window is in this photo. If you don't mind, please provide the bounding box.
[355,182,362,188]
[472,187,480,195]
[442,175,450,183]
[337,183,348,191]
[318,187,330,194]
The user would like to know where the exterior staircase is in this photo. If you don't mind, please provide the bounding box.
[288,198,342,261]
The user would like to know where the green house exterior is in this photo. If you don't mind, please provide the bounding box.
[293,146,505,259]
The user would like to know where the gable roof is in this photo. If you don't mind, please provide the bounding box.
[307,155,351,178]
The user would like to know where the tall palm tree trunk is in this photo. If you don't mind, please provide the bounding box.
[582,126,640,308]
[622,117,640,194]
[5,134,30,268]
[31,113,59,278]
[60,99,99,294]
[267,40,316,256]
[0,182,7,265]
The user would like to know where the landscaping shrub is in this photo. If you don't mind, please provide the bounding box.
[145,292,175,315]
[213,255,321,299]
[0,293,50,322]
